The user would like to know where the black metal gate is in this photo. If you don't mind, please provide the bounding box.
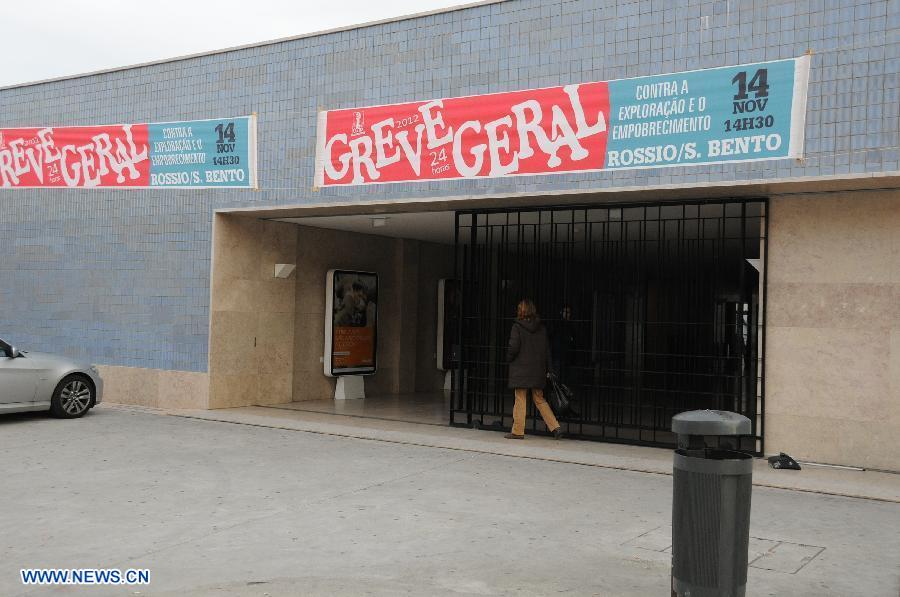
[450,199,766,453]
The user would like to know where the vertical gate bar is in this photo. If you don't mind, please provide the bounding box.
[759,199,769,455]
[630,209,637,437]
[605,210,625,438]
[720,202,725,412]
[485,215,491,424]
[485,216,491,424]
[715,204,721,412]
[615,210,622,440]
[472,214,478,424]
[503,213,510,423]
[677,205,684,417]
[659,203,668,437]
[580,209,586,438]
[532,212,539,434]
[590,212,595,437]
[740,202,748,419]
[587,207,592,438]
[695,202,702,413]
[453,210,460,425]
[599,213,605,436]
[488,220,494,421]
[643,204,652,444]
[472,213,482,426]
[684,203,690,417]
[623,207,629,438]
[719,202,726,413]
[501,213,508,425]
[466,215,471,422]
[500,212,515,423]
[485,215,490,424]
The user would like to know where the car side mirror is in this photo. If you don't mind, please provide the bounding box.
[8,346,20,358]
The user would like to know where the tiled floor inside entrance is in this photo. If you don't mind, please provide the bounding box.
[262,392,451,426]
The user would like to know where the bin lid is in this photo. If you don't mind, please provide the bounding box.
[671,410,751,436]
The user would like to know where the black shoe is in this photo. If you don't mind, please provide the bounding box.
[553,427,565,440]
[504,433,524,440]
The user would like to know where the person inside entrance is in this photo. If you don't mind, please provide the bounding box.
[505,299,563,440]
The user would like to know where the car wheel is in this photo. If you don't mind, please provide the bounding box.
[50,375,94,418]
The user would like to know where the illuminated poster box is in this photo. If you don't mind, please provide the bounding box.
[324,270,378,377]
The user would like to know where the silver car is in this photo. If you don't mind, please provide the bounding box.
[0,337,103,418]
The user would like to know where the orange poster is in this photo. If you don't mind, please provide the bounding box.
[332,326,375,369]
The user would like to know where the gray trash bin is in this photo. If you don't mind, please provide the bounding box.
[671,410,752,597]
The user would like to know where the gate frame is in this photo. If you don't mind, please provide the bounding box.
[449,197,769,455]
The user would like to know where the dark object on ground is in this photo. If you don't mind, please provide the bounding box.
[504,433,524,440]
[768,452,802,470]
[547,373,579,417]
[553,427,565,440]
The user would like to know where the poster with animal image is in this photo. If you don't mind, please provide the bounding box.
[325,270,378,376]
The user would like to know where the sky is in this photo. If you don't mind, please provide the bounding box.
[0,0,467,87]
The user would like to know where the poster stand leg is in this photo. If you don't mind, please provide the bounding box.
[334,375,366,400]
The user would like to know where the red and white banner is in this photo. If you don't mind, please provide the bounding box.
[314,83,610,186]
[0,125,150,187]
[314,58,811,187]
[0,116,257,189]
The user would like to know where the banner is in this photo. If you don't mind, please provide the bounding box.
[315,56,810,187]
[0,115,257,188]
[324,270,378,376]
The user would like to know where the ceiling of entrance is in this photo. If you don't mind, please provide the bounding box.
[273,211,456,245]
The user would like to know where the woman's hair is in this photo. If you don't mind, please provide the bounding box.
[516,299,538,321]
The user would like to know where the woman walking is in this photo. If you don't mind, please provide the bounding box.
[505,299,563,440]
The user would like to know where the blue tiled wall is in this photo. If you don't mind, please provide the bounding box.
[1,0,897,372]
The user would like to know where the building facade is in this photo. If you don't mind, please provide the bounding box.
[1,0,897,469]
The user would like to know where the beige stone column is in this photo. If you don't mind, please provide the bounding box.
[208,214,297,409]
[765,190,900,471]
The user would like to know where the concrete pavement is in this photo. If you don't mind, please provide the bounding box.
[1,405,898,596]
[175,403,900,503]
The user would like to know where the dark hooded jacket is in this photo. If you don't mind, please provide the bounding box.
[507,318,552,389]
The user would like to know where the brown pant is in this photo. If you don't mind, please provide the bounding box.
[511,388,560,436]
